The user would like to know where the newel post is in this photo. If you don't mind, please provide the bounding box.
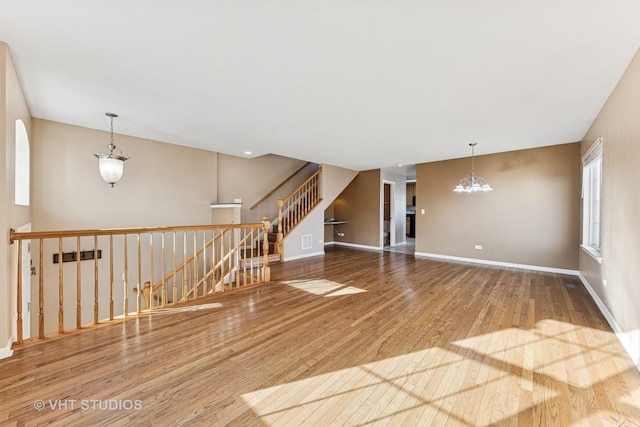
[277,197,284,262]
[142,281,151,311]
[261,216,271,282]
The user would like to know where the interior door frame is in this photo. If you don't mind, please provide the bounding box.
[382,180,396,247]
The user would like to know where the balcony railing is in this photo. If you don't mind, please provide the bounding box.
[9,219,272,344]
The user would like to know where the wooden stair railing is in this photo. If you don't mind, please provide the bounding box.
[9,219,271,345]
[148,232,224,309]
[159,224,269,304]
[275,166,323,261]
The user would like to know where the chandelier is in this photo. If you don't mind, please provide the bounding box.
[94,113,129,187]
[453,143,493,193]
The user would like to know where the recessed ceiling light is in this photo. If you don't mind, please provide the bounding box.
[244,151,252,155]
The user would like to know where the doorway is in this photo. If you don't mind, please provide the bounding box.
[382,181,395,247]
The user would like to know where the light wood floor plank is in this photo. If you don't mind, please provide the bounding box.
[1,247,639,426]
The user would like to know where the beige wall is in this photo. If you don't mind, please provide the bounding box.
[1,43,10,353]
[333,169,381,248]
[216,153,308,224]
[415,143,581,269]
[1,42,32,354]
[580,48,640,366]
[31,119,218,230]
[27,119,220,335]
[324,204,335,243]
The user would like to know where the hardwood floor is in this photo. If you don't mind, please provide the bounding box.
[1,246,639,426]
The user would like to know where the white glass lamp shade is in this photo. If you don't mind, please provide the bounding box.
[98,156,124,187]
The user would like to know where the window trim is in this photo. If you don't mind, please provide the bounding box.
[15,119,30,206]
[581,137,603,261]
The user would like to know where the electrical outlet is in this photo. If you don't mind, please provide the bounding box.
[475,245,483,250]
[337,232,345,237]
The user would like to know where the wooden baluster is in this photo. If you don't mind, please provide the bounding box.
[228,229,233,288]
[212,230,217,292]
[284,201,289,234]
[109,235,114,321]
[137,234,142,313]
[261,217,271,282]
[242,228,247,286]
[16,240,23,344]
[39,239,44,338]
[300,188,304,219]
[161,233,166,307]
[183,231,187,299]
[94,236,99,325]
[220,230,225,292]
[310,177,314,206]
[77,236,82,328]
[277,197,284,260]
[142,281,150,310]
[58,238,64,333]
[149,234,154,310]
[234,229,239,287]
[193,232,198,298]
[250,228,255,284]
[173,231,177,304]
[123,235,129,317]
[310,176,314,206]
[202,230,208,294]
[293,197,296,227]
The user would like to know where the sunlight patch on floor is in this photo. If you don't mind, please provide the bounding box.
[241,319,640,425]
[453,319,632,386]
[283,279,366,297]
[241,347,543,425]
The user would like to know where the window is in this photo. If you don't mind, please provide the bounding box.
[15,119,30,206]
[582,137,602,259]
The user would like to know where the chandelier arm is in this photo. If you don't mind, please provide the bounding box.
[453,142,492,193]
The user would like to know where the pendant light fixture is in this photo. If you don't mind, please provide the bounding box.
[453,143,493,193]
[95,112,129,187]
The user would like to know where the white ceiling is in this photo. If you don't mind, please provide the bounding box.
[1,1,639,171]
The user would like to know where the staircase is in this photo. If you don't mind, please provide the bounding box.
[271,167,323,261]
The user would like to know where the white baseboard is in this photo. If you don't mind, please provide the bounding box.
[0,339,13,360]
[578,274,640,371]
[327,242,382,252]
[284,251,325,262]
[414,252,579,276]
